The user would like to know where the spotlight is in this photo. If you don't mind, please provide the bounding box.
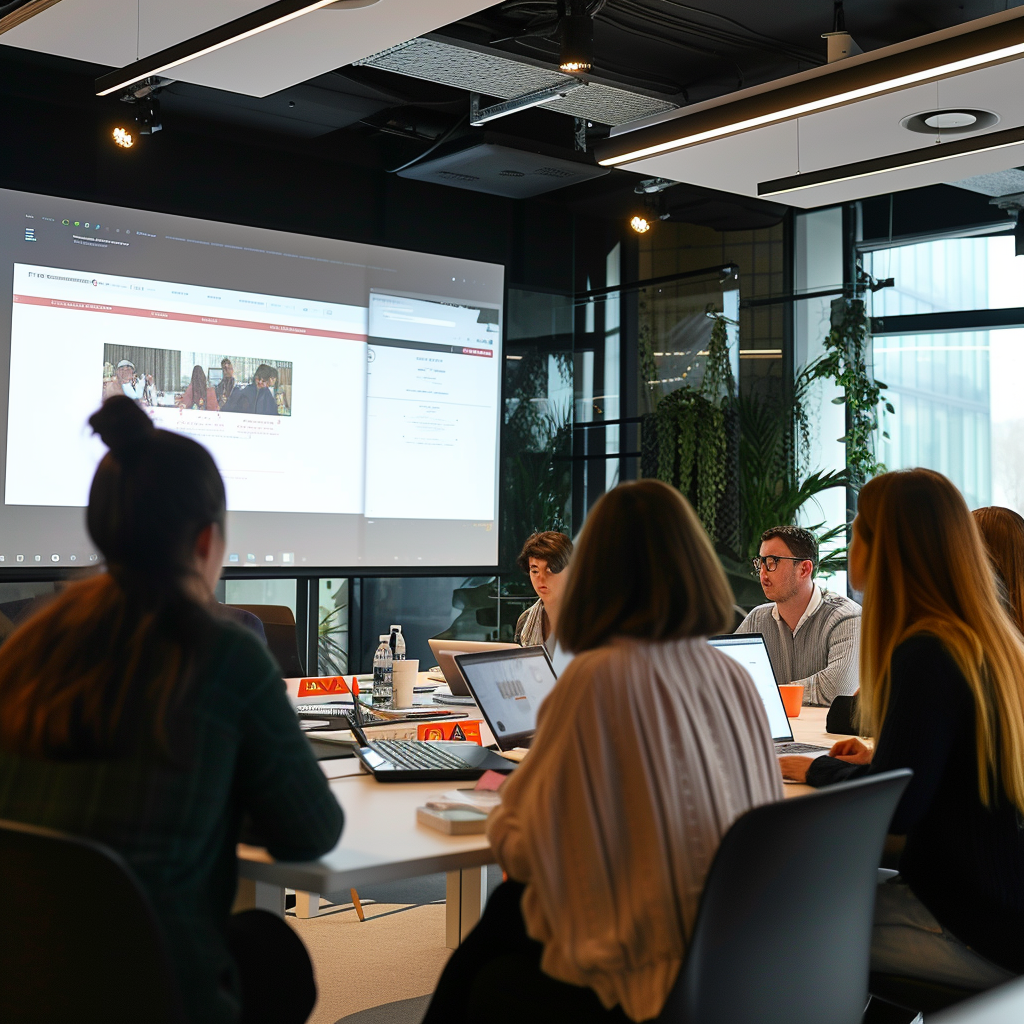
[112,127,135,149]
[135,95,162,135]
[630,215,651,234]
[559,0,594,74]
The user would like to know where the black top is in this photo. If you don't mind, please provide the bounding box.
[0,621,344,1023]
[807,633,1024,973]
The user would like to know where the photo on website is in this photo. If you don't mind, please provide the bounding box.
[102,345,293,416]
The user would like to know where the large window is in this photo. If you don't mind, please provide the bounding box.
[865,234,1024,516]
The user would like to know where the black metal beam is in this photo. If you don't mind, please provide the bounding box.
[871,307,1024,336]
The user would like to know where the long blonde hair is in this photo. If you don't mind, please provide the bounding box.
[856,469,1024,810]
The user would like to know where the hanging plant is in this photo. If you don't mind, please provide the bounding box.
[806,297,893,492]
[653,309,735,541]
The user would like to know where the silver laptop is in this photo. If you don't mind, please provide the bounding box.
[454,645,557,751]
[708,633,830,757]
[427,638,518,696]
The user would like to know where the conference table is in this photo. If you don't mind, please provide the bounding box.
[235,694,846,948]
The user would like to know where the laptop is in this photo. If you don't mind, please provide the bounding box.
[347,693,515,782]
[427,638,518,696]
[454,645,558,754]
[707,633,831,758]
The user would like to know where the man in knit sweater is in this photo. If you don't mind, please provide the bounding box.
[736,525,861,706]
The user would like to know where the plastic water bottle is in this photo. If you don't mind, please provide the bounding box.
[373,635,393,706]
[390,624,406,661]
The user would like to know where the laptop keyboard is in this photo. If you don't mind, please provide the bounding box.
[775,741,831,755]
[371,739,475,771]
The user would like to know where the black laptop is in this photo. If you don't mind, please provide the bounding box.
[348,698,515,782]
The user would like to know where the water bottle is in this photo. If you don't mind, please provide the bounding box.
[390,624,406,660]
[372,635,393,706]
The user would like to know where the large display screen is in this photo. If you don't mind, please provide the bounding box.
[0,189,504,570]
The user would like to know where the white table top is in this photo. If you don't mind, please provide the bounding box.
[238,695,844,889]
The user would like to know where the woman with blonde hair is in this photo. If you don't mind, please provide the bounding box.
[424,480,782,1023]
[781,469,1024,988]
[973,505,1024,634]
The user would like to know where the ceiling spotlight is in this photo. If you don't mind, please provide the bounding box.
[134,95,162,135]
[630,215,651,234]
[112,127,134,149]
[559,0,594,74]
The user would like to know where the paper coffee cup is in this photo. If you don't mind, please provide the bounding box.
[393,659,419,708]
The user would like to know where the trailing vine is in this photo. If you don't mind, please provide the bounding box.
[806,297,892,492]
[653,309,735,541]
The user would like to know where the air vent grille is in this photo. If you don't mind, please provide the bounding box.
[436,170,480,182]
[354,37,676,127]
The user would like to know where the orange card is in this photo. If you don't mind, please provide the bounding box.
[297,676,350,697]
[417,720,483,745]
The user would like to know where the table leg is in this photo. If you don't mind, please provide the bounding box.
[445,866,488,949]
[234,878,286,918]
[294,891,321,919]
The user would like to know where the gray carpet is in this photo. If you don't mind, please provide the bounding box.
[334,994,431,1024]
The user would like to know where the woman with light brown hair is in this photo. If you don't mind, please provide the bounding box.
[973,505,1024,634]
[424,480,783,1023]
[782,469,1024,990]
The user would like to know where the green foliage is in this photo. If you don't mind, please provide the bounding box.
[806,297,891,492]
[652,311,734,542]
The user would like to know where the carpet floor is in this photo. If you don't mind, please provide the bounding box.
[288,871,501,1024]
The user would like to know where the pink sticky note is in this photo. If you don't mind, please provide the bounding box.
[475,770,507,792]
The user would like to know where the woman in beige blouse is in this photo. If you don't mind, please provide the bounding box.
[423,480,783,1024]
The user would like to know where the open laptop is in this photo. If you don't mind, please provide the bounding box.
[427,638,518,696]
[454,645,558,755]
[348,696,515,782]
[707,633,830,758]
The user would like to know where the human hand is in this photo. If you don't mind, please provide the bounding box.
[778,756,813,783]
[829,737,873,764]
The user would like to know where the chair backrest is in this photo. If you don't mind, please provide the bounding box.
[658,769,912,1024]
[0,818,185,1024]
[227,603,305,676]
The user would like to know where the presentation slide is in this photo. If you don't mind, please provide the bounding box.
[0,188,503,570]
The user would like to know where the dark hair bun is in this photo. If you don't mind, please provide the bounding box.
[89,396,155,463]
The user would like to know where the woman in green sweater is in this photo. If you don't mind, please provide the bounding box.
[0,396,343,1023]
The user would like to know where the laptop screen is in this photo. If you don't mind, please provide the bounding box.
[707,634,794,743]
[454,646,557,750]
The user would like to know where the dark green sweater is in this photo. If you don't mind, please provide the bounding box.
[0,621,344,1023]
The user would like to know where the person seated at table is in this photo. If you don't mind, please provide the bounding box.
[736,525,861,706]
[176,363,218,411]
[513,530,573,655]
[0,397,343,1024]
[424,480,783,1024]
[780,469,1024,991]
[973,506,1024,634]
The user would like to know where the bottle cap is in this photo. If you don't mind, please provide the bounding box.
[390,624,402,632]
[379,634,390,642]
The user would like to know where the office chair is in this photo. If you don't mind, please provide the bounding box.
[0,817,185,1023]
[655,769,912,1024]
[227,603,305,676]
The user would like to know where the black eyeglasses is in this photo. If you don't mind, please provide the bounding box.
[752,555,810,574]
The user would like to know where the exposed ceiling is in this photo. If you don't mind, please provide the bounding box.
[3,0,1024,221]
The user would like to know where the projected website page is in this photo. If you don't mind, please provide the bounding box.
[0,189,503,569]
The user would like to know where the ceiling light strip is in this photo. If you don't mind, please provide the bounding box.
[595,15,1024,167]
[94,0,346,96]
[757,124,1024,196]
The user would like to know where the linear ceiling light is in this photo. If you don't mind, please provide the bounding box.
[596,13,1024,167]
[95,0,377,97]
[757,123,1024,197]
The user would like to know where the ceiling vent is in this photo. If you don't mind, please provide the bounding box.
[397,137,609,198]
[354,35,678,128]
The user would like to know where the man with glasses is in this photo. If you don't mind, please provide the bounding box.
[736,525,861,707]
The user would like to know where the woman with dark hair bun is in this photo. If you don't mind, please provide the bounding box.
[0,397,342,1024]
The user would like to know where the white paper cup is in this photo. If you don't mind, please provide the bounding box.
[392,659,419,708]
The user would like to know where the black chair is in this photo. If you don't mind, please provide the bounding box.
[227,603,305,676]
[655,769,912,1024]
[0,817,185,1023]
